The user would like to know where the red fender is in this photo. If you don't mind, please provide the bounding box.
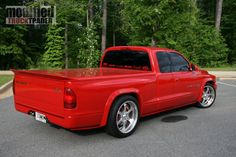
[197,78,217,102]
[99,88,141,127]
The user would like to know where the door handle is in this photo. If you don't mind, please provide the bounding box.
[175,78,179,81]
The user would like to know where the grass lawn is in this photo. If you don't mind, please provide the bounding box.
[201,64,236,71]
[0,75,13,87]
[202,67,236,71]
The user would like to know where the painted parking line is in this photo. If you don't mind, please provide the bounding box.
[217,81,236,88]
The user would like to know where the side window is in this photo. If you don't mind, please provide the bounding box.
[156,52,171,73]
[169,52,189,72]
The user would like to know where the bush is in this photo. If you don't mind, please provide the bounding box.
[77,22,101,68]
[41,25,64,69]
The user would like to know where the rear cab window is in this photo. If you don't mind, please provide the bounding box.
[102,50,151,71]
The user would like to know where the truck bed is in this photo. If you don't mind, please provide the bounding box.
[13,68,152,123]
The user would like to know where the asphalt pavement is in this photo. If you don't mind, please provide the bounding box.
[0,80,236,157]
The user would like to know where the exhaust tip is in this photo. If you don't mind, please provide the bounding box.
[28,111,35,116]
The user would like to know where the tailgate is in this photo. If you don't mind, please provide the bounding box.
[14,71,66,116]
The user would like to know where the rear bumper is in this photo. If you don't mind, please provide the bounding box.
[15,103,103,130]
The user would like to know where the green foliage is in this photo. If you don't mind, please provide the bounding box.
[121,0,228,67]
[56,0,86,24]
[221,0,236,64]
[0,0,235,69]
[0,28,23,56]
[120,0,193,46]
[197,0,235,65]
[0,26,33,69]
[41,25,64,68]
[158,16,228,67]
[77,22,101,68]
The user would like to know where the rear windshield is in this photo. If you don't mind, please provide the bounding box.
[102,50,151,71]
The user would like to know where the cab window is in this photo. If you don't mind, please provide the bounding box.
[169,52,189,72]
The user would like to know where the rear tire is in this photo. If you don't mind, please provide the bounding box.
[197,83,216,108]
[106,95,139,138]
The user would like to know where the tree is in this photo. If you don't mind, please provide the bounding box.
[0,0,234,69]
[221,0,236,64]
[0,0,35,70]
[101,0,107,52]
[64,22,69,69]
[56,0,87,68]
[77,22,101,68]
[121,0,228,67]
[106,0,128,47]
[88,0,94,24]
[198,0,235,64]
[0,26,30,69]
[54,0,102,68]
[41,25,64,68]
[215,0,223,31]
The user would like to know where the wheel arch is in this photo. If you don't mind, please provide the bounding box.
[99,88,142,127]
[197,78,216,102]
[205,80,214,85]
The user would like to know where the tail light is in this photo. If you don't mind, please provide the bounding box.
[64,88,77,109]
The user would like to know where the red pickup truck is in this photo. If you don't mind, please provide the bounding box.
[13,46,217,138]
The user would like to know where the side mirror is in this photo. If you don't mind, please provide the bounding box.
[189,63,196,71]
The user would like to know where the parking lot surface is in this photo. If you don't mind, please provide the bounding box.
[0,80,236,157]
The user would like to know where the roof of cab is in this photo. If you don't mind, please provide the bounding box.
[105,46,177,53]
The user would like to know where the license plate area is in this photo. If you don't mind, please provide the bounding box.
[35,112,47,123]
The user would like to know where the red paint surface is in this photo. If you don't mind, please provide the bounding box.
[13,46,217,130]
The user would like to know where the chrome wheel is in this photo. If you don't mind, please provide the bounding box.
[116,100,138,134]
[200,85,215,107]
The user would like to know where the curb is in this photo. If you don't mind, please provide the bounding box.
[0,71,14,75]
[208,71,236,79]
[0,80,13,94]
[218,77,236,80]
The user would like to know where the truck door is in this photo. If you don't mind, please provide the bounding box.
[169,52,200,105]
[156,52,176,110]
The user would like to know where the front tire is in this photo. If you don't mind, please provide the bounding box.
[106,95,139,138]
[197,83,216,108]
